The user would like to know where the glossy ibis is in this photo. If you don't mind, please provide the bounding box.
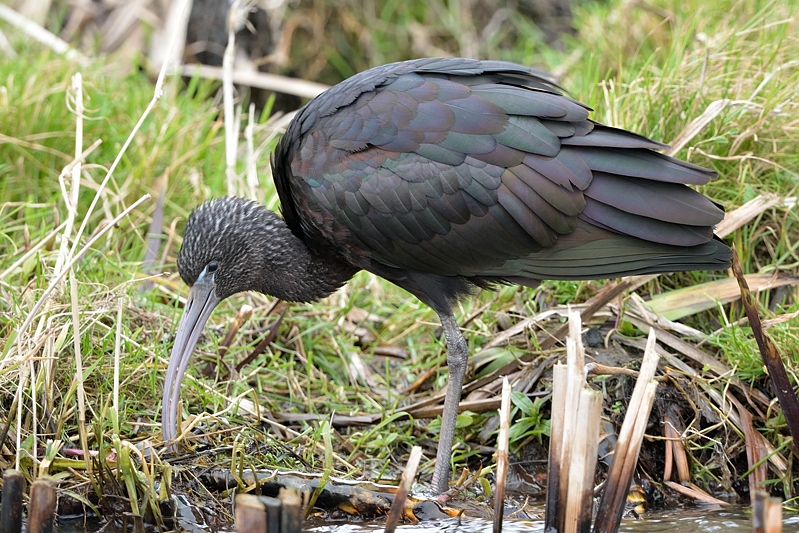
[163,57,732,494]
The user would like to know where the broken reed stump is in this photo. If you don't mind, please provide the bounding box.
[546,312,662,533]
[493,378,512,533]
[235,488,304,533]
[236,495,268,533]
[545,309,602,533]
[752,491,782,533]
[122,512,145,533]
[593,329,660,533]
[262,496,282,532]
[1,470,24,533]
[27,478,58,533]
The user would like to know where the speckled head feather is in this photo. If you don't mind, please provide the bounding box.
[178,197,266,298]
[177,196,357,303]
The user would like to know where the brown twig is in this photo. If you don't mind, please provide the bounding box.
[235,304,288,372]
[732,248,799,461]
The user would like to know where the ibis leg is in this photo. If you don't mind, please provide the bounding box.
[430,311,469,494]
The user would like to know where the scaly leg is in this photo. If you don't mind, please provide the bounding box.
[430,310,469,494]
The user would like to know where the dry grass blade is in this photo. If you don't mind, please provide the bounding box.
[0,4,84,61]
[245,103,259,201]
[628,293,706,338]
[662,481,729,505]
[65,72,92,475]
[714,194,784,238]
[482,309,562,351]
[727,393,768,497]
[182,64,330,99]
[762,310,799,329]
[622,313,728,376]
[148,0,192,76]
[644,273,799,321]
[666,99,742,156]
[407,397,502,418]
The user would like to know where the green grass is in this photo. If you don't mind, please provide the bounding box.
[1,0,798,524]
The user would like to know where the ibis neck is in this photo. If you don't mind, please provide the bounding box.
[254,216,358,303]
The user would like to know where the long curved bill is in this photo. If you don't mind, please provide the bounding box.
[162,272,221,447]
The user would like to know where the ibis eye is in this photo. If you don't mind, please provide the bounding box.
[206,261,219,273]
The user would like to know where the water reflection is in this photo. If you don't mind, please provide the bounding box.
[55,505,799,532]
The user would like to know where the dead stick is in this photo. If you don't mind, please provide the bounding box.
[493,378,512,533]
[384,446,422,533]
[732,249,799,460]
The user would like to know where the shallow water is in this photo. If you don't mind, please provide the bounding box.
[54,506,799,532]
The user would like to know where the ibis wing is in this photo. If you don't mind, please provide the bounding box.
[275,59,728,281]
